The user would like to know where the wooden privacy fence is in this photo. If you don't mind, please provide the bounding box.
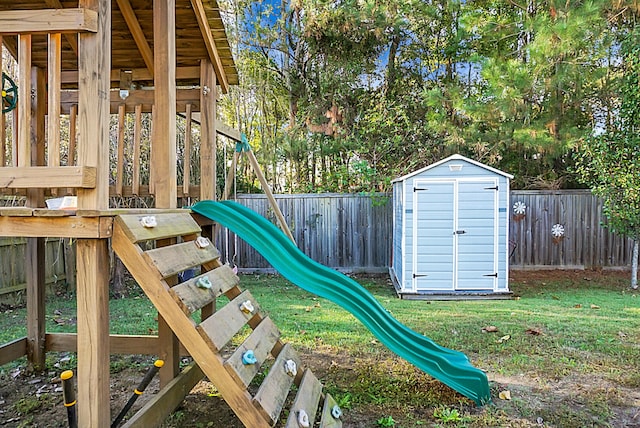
[0,237,73,303]
[508,190,634,269]
[219,191,635,272]
[218,193,393,273]
[0,190,635,297]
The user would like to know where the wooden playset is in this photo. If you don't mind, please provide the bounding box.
[0,2,339,427]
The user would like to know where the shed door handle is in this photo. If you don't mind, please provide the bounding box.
[454,230,466,235]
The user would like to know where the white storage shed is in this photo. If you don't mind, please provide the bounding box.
[390,154,513,299]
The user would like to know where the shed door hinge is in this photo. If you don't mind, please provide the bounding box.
[413,273,428,278]
[483,273,498,278]
[413,187,429,192]
[484,185,499,191]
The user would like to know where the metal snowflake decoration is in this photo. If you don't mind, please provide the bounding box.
[551,224,565,238]
[513,201,526,215]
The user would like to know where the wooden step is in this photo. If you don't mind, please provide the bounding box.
[319,393,343,428]
[224,317,281,387]
[197,290,261,352]
[115,212,200,243]
[143,238,220,278]
[171,264,239,314]
[253,342,301,425]
[284,369,323,428]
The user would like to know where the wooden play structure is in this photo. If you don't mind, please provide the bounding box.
[0,1,340,427]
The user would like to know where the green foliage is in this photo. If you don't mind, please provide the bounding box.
[376,415,396,427]
[574,27,640,240]
[217,0,634,192]
[433,406,463,423]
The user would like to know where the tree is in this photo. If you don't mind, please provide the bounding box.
[574,27,640,289]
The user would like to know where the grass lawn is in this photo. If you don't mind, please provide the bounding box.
[1,269,639,427]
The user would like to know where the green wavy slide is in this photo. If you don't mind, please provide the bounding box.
[192,200,491,405]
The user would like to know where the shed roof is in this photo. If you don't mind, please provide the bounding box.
[392,154,514,183]
[0,0,238,90]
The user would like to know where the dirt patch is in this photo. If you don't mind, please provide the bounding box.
[3,350,639,427]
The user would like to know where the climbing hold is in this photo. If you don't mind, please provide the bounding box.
[242,350,257,365]
[239,300,254,314]
[331,404,342,419]
[140,216,157,228]
[196,276,212,289]
[195,236,210,248]
[284,359,297,377]
[297,410,310,428]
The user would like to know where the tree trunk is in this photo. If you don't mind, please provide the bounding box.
[632,240,638,289]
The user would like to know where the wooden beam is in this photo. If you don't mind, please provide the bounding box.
[60,66,201,85]
[245,149,296,243]
[115,0,154,76]
[217,122,242,142]
[0,216,113,238]
[199,60,216,200]
[46,333,164,355]
[0,9,98,34]
[122,363,205,428]
[190,0,229,93]
[44,0,79,56]
[60,88,201,114]
[0,166,96,188]
[0,337,27,366]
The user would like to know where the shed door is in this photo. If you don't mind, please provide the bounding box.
[456,180,498,290]
[412,181,455,291]
[413,179,498,292]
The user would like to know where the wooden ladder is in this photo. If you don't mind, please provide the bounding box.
[111,211,342,428]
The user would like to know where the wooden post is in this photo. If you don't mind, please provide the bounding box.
[200,59,216,201]
[132,104,142,195]
[0,34,4,167]
[199,60,217,320]
[77,0,111,426]
[11,108,17,167]
[222,151,238,201]
[152,0,177,208]
[117,104,125,195]
[66,104,78,195]
[154,0,180,387]
[48,33,62,196]
[68,104,77,166]
[47,33,62,168]
[17,34,31,168]
[183,103,192,196]
[26,66,46,372]
[245,148,296,243]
